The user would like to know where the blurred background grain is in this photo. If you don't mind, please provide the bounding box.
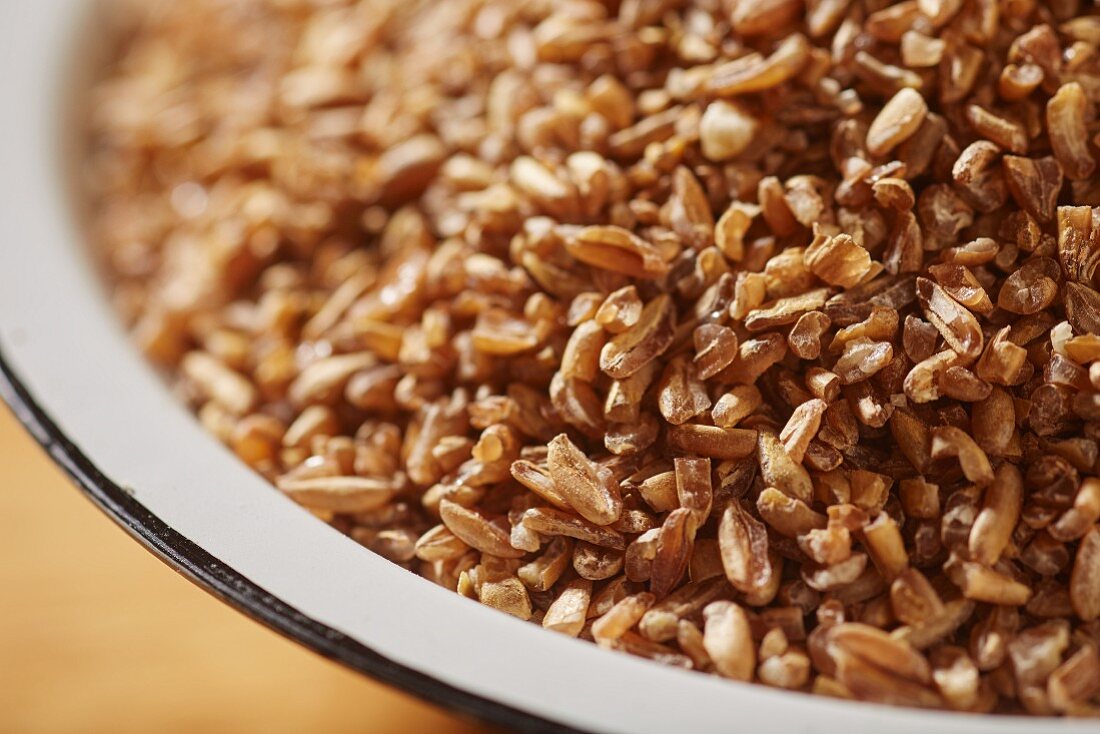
[0,404,496,734]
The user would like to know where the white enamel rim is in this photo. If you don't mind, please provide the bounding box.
[0,2,1091,732]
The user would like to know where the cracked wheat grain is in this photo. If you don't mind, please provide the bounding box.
[88,0,1100,716]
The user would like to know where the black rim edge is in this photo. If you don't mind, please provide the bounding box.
[0,342,585,734]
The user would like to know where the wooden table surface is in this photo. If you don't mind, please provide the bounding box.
[0,403,498,734]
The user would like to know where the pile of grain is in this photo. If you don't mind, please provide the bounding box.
[88,0,1100,714]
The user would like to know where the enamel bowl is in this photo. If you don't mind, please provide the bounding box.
[0,2,1089,732]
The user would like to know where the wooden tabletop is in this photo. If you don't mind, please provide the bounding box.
[0,404,497,734]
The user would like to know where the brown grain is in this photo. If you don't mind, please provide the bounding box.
[90,0,1100,714]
